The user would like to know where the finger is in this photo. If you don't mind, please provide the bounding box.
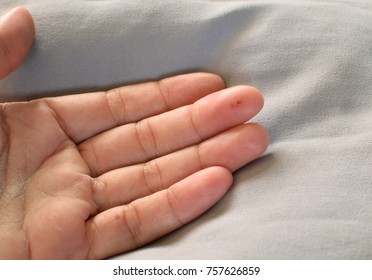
[79,86,264,176]
[0,6,35,79]
[86,166,233,259]
[92,123,268,211]
[43,72,225,143]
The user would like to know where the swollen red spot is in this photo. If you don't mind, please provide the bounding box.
[231,99,243,109]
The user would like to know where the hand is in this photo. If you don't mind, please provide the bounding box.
[0,7,269,259]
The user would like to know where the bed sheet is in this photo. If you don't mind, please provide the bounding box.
[0,0,371,259]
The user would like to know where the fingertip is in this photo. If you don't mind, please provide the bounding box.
[8,6,35,44]
[248,123,270,157]
[200,72,226,91]
[170,166,233,223]
[195,84,265,137]
[229,86,268,155]
[182,72,226,92]
[205,166,234,193]
[13,6,35,32]
[222,86,268,154]
[249,86,264,110]
[0,6,35,79]
[237,85,265,113]
[192,72,226,101]
[158,72,226,109]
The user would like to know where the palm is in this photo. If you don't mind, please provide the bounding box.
[0,7,268,259]
[1,100,94,259]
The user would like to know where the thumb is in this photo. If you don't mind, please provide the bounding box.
[0,6,35,80]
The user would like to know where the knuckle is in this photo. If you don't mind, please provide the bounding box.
[122,203,144,248]
[156,80,171,110]
[142,160,163,194]
[91,178,109,211]
[195,144,207,170]
[135,119,158,159]
[189,104,203,141]
[165,189,184,225]
[104,88,128,125]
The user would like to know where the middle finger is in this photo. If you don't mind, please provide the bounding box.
[79,86,263,176]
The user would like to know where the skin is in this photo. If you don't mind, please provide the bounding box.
[0,7,269,259]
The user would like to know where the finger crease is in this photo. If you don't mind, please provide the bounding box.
[86,220,99,260]
[122,203,143,248]
[143,160,163,194]
[189,105,203,142]
[166,189,184,226]
[156,81,171,111]
[145,120,160,157]
[104,89,127,126]
[91,178,108,212]
[42,99,73,141]
[135,120,158,159]
[80,142,101,177]
[195,144,207,170]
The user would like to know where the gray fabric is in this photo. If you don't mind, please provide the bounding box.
[0,0,371,259]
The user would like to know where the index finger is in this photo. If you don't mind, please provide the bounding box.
[44,73,225,143]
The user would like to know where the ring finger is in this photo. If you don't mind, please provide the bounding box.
[91,123,269,211]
